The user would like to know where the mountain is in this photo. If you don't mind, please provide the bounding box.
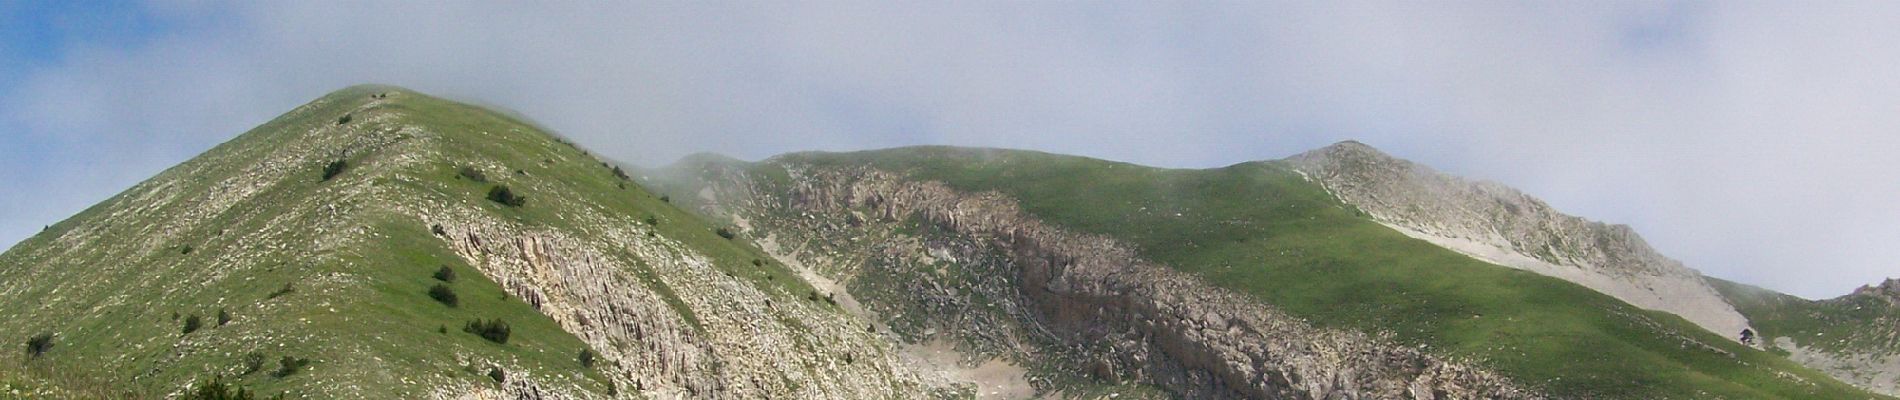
[656,146,1883,399]
[1,85,1890,399]
[1712,277,1900,396]
[1283,141,1751,341]
[0,86,938,398]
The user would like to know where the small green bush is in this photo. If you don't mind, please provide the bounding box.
[487,367,506,384]
[612,165,630,180]
[486,185,527,207]
[336,113,352,125]
[183,314,204,334]
[322,159,348,181]
[433,265,456,282]
[579,348,597,368]
[24,333,52,358]
[715,227,736,240]
[457,166,488,182]
[218,308,232,326]
[644,216,658,226]
[181,245,194,255]
[270,356,310,378]
[267,282,295,299]
[240,352,266,375]
[428,284,459,307]
[464,319,511,344]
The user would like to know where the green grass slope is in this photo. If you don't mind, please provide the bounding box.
[0,85,815,398]
[1711,278,1900,357]
[765,146,1886,399]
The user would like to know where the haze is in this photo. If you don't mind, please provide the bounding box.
[1,1,1895,299]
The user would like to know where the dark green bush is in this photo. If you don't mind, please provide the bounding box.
[336,113,352,125]
[457,166,488,182]
[24,332,52,358]
[644,216,658,226]
[612,166,630,181]
[486,185,527,207]
[433,265,457,282]
[428,284,459,307]
[322,159,348,181]
[715,227,736,240]
[464,319,511,344]
[218,308,232,326]
[183,314,204,334]
[270,356,310,378]
[181,245,194,255]
[579,348,597,368]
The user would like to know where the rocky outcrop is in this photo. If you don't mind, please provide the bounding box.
[1855,279,1900,305]
[408,167,937,399]
[702,163,1541,399]
[1285,141,1751,341]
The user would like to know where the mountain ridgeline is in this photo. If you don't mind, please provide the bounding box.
[0,86,1893,399]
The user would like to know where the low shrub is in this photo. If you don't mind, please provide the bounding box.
[218,308,232,326]
[183,376,283,400]
[457,166,488,182]
[487,367,506,384]
[270,356,311,378]
[578,348,597,368]
[433,265,456,282]
[486,185,527,207]
[183,314,204,334]
[336,113,352,125]
[240,352,266,376]
[715,227,736,240]
[428,284,459,307]
[322,160,348,181]
[464,319,511,344]
[267,283,295,299]
[24,333,52,358]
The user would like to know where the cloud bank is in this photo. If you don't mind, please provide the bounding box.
[2,1,1897,298]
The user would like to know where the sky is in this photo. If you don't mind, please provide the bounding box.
[1,1,1896,299]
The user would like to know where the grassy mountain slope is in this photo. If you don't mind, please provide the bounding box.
[745,146,1884,399]
[0,85,904,398]
[1711,277,1900,394]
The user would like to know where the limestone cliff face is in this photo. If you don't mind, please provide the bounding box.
[694,162,1541,400]
[1284,141,1751,341]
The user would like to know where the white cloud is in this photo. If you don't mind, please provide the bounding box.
[2,1,1896,298]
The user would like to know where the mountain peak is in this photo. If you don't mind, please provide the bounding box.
[1284,140,1408,173]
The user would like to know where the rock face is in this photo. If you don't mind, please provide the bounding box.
[1285,141,1751,341]
[692,162,1540,399]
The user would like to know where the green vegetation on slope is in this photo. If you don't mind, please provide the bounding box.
[0,85,820,398]
[773,146,1885,399]
[1711,278,1900,356]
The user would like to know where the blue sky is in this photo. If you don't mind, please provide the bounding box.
[1,1,1897,299]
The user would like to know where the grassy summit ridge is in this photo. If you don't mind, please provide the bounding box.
[0,85,818,398]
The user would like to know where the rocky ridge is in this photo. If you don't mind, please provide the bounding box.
[689,161,1541,399]
[1285,141,1752,341]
